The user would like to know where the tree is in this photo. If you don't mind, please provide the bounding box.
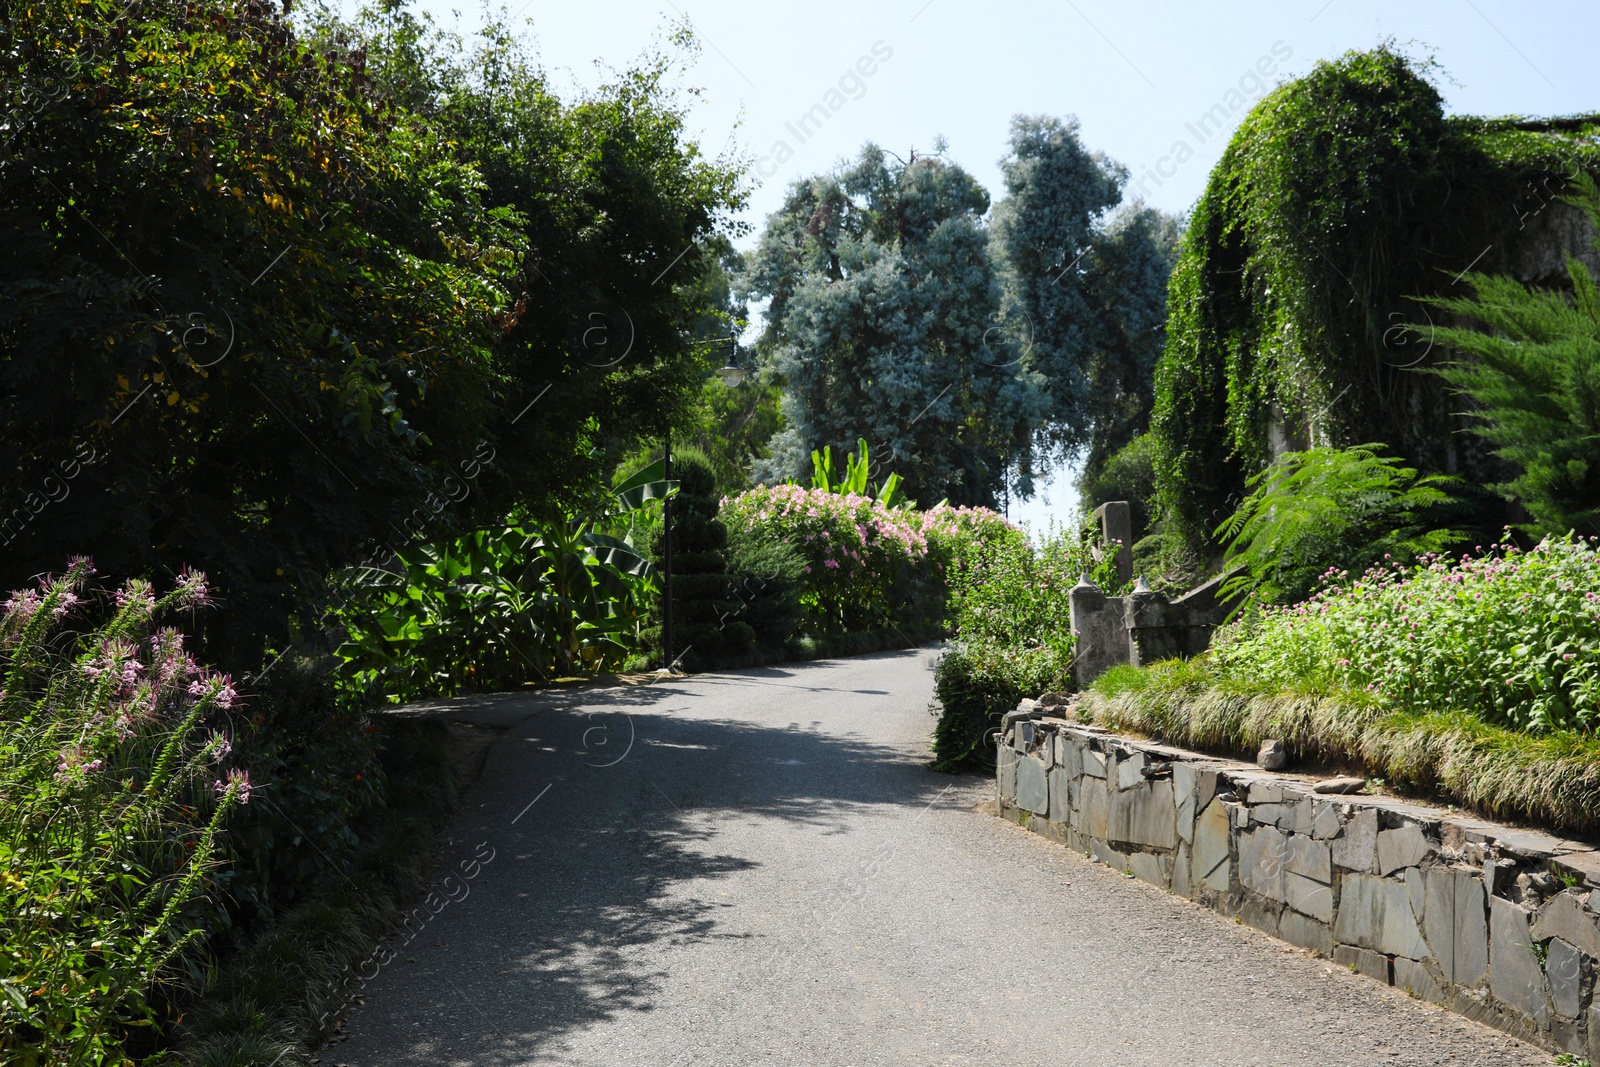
[989,116,1179,487]
[1426,173,1600,537]
[743,145,1039,507]
[0,0,746,667]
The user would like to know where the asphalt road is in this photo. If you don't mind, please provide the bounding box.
[335,649,1548,1067]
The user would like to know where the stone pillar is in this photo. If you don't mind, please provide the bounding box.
[1124,579,1181,667]
[1070,575,1129,688]
[1093,501,1134,588]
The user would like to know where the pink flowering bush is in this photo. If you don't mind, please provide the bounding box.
[0,559,249,1061]
[1213,534,1600,734]
[721,485,945,634]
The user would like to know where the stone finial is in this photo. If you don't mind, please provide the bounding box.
[1133,575,1150,593]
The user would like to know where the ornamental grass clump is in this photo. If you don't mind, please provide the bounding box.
[1085,534,1600,832]
[0,559,248,1064]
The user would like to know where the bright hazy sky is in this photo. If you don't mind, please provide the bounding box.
[394,0,1597,528]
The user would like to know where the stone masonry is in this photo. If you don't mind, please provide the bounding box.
[997,708,1600,1058]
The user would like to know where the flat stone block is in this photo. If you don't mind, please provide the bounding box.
[1047,766,1073,825]
[1333,873,1428,959]
[1333,807,1378,873]
[1334,944,1392,985]
[1285,871,1333,923]
[1174,764,1198,845]
[1281,909,1333,955]
[1240,825,1288,902]
[1062,737,1083,779]
[1081,776,1109,840]
[1082,747,1106,778]
[1017,755,1049,815]
[1547,936,1584,1018]
[1377,823,1431,876]
[1311,800,1342,840]
[1193,798,1231,892]
[1173,843,1193,898]
[1393,957,1447,1004]
[996,751,1017,804]
[1422,866,1488,987]
[1586,1003,1600,1065]
[1237,896,1282,938]
[1489,896,1549,1027]
[1531,890,1600,959]
[1287,834,1331,883]
[1247,780,1287,805]
[1128,850,1171,890]
[1090,838,1128,870]
[1117,751,1148,790]
[1108,780,1176,850]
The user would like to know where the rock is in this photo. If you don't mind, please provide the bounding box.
[1333,944,1392,984]
[1116,751,1148,790]
[1016,755,1049,815]
[1531,890,1600,959]
[1280,910,1332,955]
[1037,690,1072,708]
[1257,739,1288,770]
[1547,937,1584,1018]
[1193,798,1232,892]
[1128,850,1171,889]
[1332,808,1378,873]
[1002,702,1040,728]
[1393,957,1447,1004]
[1108,781,1176,849]
[1286,835,1332,883]
[1312,776,1366,794]
[1310,800,1343,840]
[1377,824,1431,876]
[1489,897,1550,1026]
[1285,871,1333,922]
[1333,873,1429,959]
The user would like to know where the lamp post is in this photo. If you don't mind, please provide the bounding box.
[661,335,746,671]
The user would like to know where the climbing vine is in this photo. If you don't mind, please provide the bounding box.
[1150,45,1600,556]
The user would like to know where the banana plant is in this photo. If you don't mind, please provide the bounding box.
[807,438,915,509]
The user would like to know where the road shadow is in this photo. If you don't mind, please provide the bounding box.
[344,650,961,1065]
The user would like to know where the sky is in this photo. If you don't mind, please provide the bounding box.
[389,0,1598,530]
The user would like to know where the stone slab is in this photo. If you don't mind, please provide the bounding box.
[1173,843,1192,899]
[1311,800,1342,840]
[1531,890,1600,959]
[1081,775,1109,841]
[1285,871,1333,923]
[1489,897,1550,1027]
[1017,754,1049,815]
[1047,766,1072,825]
[1377,823,1431,875]
[1333,807,1378,874]
[1117,750,1148,790]
[1128,850,1171,890]
[1333,873,1428,959]
[1422,866,1488,987]
[1082,747,1106,778]
[1108,780,1176,850]
[1547,937,1583,1019]
[1193,798,1230,892]
[996,752,1017,805]
[1334,944,1392,985]
[1280,910,1332,955]
[1239,825,1288,902]
[1393,957,1446,1004]
[1287,834,1331,883]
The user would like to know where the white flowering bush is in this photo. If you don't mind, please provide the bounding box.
[0,559,248,1064]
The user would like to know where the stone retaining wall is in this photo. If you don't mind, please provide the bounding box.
[997,711,1600,1058]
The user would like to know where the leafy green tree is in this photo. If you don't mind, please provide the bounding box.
[989,116,1181,486]
[0,0,744,667]
[1216,444,1459,610]
[1426,174,1600,536]
[743,145,1039,506]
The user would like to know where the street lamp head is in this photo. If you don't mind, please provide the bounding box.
[715,363,748,389]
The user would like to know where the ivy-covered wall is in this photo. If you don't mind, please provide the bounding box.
[1151,46,1600,556]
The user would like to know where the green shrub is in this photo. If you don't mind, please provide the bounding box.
[645,453,753,670]
[1078,432,1157,541]
[1216,443,1460,610]
[929,520,1117,770]
[0,560,248,1064]
[1213,534,1600,734]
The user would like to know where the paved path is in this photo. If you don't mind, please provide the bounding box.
[337,650,1547,1067]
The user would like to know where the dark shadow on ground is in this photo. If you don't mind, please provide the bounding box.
[346,650,958,1065]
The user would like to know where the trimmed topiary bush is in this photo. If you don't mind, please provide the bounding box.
[646,452,753,671]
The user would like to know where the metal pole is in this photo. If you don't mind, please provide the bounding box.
[662,427,673,670]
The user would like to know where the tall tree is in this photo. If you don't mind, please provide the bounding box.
[989,114,1180,486]
[743,145,1038,506]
